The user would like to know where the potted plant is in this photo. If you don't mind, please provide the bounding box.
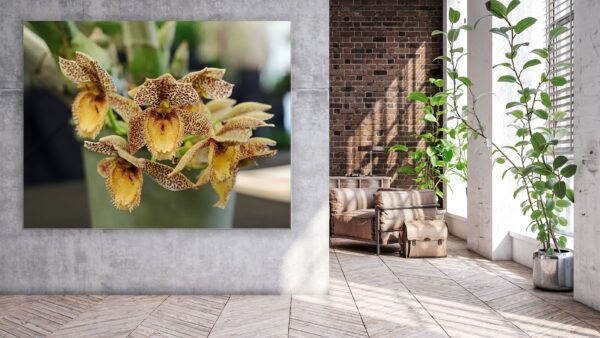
[428,1,576,290]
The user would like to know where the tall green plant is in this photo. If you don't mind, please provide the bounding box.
[389,9,469,201]
[434,1,575,254]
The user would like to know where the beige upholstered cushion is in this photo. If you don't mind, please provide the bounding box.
[373,189,436,209]
[330,188,379,214]
[332,209,375,240]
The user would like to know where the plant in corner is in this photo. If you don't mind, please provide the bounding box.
[389,7,469,213]
[430,1,576,290]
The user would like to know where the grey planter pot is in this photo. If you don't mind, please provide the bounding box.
[532,249,574,291]
[82,147,236,228]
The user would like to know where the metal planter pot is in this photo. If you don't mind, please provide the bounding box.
[532,249,574,291]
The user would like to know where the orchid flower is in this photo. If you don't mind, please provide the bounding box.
[84,135,195,212]
[169,99,277,208]
[117,74,212,160]
[59,52,116,139]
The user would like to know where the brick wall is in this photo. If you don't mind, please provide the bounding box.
[330,0,443,187]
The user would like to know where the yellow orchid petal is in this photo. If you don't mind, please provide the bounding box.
[212,129,252,144]
[206,98,236,114]
[106,158,143,212]
[127,111,147,154]
[97,157,114,178]
[72,91,108,139]
[211,146,238,182]
[144,109,184,160]
[177,108,212,137]
[108,92,142,121]
[170,138,210,176]
[241,111,274,121]
[58,57,90,84]
[211,176,235,209]
[143,160,195,191]
[217,116,273,135]
[196,142,216,186]
[219,102,271,121]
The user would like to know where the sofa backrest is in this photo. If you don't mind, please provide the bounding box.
[373,189,436,209]
[329,188,379,214]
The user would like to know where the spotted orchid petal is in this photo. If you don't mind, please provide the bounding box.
[92,59,116,93]
[238,137,278,161]
[180,68,234,100]
[134,73,199,108]
[142,160,195,191]
[178,109,212,137]
[108,92,142,121]
[72,91,109,139]
[144,108,184,160]
[169,138,211,176]
[58,57,90,84]
[127,112,147,155]
[217,116,273,136]
[195,142,216,186]
[84,135,144,168]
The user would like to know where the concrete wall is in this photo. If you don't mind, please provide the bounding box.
[0,0,330,294]
[574,0,600,312]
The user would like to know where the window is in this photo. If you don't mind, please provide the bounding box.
[547,0,574,236]
[547,0,574,155]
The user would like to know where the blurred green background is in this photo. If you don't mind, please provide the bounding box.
[24,21,291,228]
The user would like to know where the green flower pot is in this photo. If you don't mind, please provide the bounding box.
[82,147,236,228]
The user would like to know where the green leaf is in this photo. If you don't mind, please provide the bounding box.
[490,28,509,39]
[443,150,453,162]
[549,26,569,40]
[434,55,451,62]
[486,0,508,18]
[550,76,567,86]
[506,101,522,109]
[449,8,461,23]
[523,59,541,69]
[531,132,546,151]
[431,78,445,87]
[533,109,548,120]
[507,0,520,14]
[514,17,537,34]
[560,164,577,178]
[389,144,409,152]
[458,76,473,87]
[556,199,571,208]
[397,166,415,174]
[498,75,517,83]
[408,92,428,103]
[566,188,575,203]
[531,210,542,220]
[546,248,555,256]
[423,113,438,124]
[558,236,568,248]
[522,164,541,176]
[546,199,555,212]
[532,48,549,59]
[552,156,568,170]
[541,92,552,108]
[431,30,445,36]
[554,181,567,198]
[447,28,460,42]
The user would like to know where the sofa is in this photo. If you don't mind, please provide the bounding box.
[329,188,438,254]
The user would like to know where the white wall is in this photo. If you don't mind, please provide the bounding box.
[573,0,600,312]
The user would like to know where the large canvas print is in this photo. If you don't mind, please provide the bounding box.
[24,21,291,228]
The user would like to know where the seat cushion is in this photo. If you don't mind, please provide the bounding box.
[332,209,375,240]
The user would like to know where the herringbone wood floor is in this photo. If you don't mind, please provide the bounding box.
[1,236,600,337]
